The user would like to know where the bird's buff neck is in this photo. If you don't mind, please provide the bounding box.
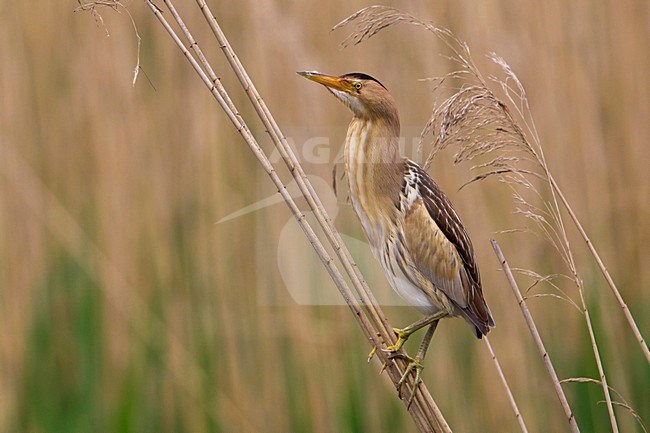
[345,117,400,165]
[344,116,404,247]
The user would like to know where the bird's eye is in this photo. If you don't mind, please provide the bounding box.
[353,82,362,92]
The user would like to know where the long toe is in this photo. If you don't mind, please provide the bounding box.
[395,358,424,406]
[387,351,415,363]
[406,361,425,409]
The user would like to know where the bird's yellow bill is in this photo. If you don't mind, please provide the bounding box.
[297,71,348,92]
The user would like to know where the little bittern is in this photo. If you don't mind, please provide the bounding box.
[298,71,494,405]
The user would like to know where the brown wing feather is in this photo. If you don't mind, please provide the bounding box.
[404,161,494,336]
[401,199,465,305]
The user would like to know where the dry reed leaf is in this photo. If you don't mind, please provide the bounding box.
[75,1,142,86]
[75,0,121,36]
[561,378,648,433]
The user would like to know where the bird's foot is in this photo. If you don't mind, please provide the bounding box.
[368,328,410,374]
[383,327,410,353]
[387,352,424,409]
[368,326,409,361]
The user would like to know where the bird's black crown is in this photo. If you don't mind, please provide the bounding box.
[339,72,387,90]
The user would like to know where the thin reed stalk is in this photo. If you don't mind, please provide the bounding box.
[491,239,580,433]
[548,174,650,364]
[144,1,450,430]
[486,56,620,431]
[484,337,529,433]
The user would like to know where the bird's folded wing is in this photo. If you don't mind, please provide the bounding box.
[401,197,468,308]
[401,161,493,334]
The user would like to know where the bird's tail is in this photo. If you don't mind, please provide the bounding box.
[461,301,495,339]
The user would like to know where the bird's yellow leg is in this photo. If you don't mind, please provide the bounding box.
[399,320,439,409]
[384,310,447,353]
[368,311,446,377]
[384,327,410,353]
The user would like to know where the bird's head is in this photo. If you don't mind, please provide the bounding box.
[297,71,398,121]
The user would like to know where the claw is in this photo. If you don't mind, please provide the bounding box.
[368,345,389,376]
[367,346,377,362]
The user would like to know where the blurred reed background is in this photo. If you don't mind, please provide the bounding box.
[1,0,648,432]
